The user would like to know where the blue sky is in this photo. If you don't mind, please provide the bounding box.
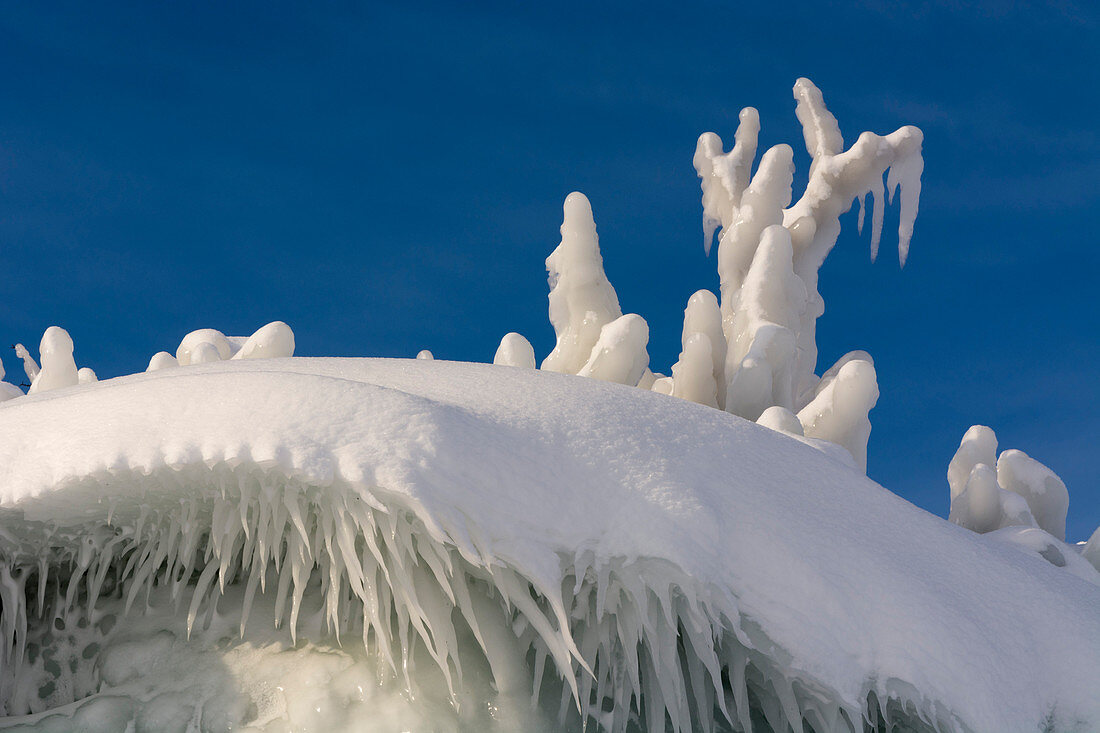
[1,2,1097,537]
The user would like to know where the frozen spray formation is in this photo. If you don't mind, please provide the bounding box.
[1,79,1098,733]
[496,78,921,475]
[3,359,1100,733]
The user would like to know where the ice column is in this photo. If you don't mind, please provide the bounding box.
[27,327,79,394]
[679,290,726,408]
[541,193,623,375]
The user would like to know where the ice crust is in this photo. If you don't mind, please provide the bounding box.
[2,359,1100,732]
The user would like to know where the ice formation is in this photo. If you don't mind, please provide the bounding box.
[541,192,626,376]
[575,314,650,386]
[146,351,178,372]
[948,425,1070,541]
[3,359,1100,733]
[0,363,23,403]
[1,79,1096,733]
[26,328,79,395]
[11,345,38,383]
[943,425,1099,589]
[176,329,233,366]
[491,78,923,474]
[493,332,536,369]
[231,321,296,361]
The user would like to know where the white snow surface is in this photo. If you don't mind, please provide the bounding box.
[2,358,1099,731]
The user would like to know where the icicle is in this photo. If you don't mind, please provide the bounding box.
[869,175,885,262]
[186,560,220,638]
[793,77,843,177]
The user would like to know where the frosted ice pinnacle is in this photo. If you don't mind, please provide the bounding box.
[1,79,1097,733]
[26,327,79,395]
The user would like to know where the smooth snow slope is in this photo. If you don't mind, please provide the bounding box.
[2,358,1099,731]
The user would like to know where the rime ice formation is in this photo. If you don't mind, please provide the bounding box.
[948,426,1069,541]
[492,78,923,473]
[493,332,536,368]
[12,344,38,382]
[670,333,717,408]
[26,327,79,395]
[795,359,879,473]
[172,323,296,367]
[1084,528,1100,572]
[945,426,1093,586]
[997,449,1069,541]
[231,321,296,361]
[146,351,178,372]
[176,328,232,365]
[0,362,23,402]
[3,79,1097,733]
[755,405,804,436]
[2,359,1100,733]
[541,192,624,375]
[576,314,650,386]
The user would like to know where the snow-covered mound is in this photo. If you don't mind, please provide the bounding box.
[2,358,1099,732]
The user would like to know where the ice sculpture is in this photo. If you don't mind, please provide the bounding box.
[500,78,923,473]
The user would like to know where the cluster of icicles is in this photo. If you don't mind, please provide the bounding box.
[0,467,948,732]
[483,78,924,474]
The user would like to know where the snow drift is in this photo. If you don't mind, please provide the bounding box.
[1,359,1099,732]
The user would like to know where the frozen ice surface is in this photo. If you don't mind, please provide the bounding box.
[1,358,1099,732]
